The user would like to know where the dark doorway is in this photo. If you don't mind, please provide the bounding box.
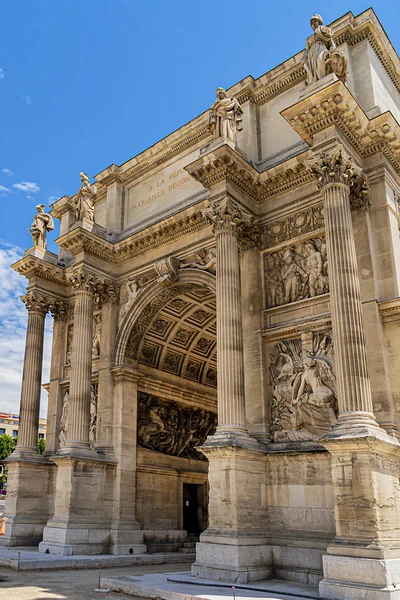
[183,483,201,534]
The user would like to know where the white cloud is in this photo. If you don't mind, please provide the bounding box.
[22,95,32,105]
[13,181,40,193]
[48,196,58,203]
[0,185,10,194]
[2,168,13,176]
[0,242,51,418]
[0,69,4,80]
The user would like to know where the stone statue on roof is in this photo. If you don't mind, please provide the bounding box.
[303,14,348,85]
[75,172,96,222]
[29,203,54,251]
[209,87,243,146]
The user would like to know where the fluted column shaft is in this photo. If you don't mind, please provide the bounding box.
[308,148,376,429]
[215,228,246,429]
[17,299,47,452]
[66,288,94,448]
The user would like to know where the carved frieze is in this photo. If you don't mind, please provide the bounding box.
[137,391,217,460]
[263,205,324,248]
[264,237,328,308]
[269,332,337,442]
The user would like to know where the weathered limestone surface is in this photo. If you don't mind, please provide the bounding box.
[8,8,400,598]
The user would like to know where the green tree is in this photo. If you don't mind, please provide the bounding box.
[37,438,45,454]
[0,433,15,460]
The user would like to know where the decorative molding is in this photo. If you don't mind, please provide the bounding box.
[379,298,400,325]
[12,254,67,286]
[262,204,325,248]
[262,313,332,342]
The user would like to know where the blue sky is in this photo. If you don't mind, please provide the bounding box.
[0,1,399,415]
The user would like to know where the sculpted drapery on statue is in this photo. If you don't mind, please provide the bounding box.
[209,87,243,147]
[303,14,348,84]
[74,172,96,222]
[29,204,54,251]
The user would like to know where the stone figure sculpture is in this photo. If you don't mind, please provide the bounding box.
[180,248,217,275]
[89,383,98,444]
[269,333,337,442]
[303,14,348,85]
[59,390,69,447]
[75,172,96,222]
[118,279,140,327]
[29,204,54,251]
[66,325,73,364]
[137,392,217,460]
[264,237,329,308]
[209,87,243,146]
[92,314,101,357]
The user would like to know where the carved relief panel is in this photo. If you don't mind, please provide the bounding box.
[264,236,328,309]
[269,332,337,442]
[137,391,217,460]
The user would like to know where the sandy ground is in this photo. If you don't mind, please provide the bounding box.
[0,562,188,600]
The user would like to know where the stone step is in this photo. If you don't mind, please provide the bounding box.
[177,547,195,553]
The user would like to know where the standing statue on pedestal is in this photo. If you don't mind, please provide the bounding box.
[303,14,348,85]
[75,172,96,222]
[29,204,54,251]
[209,87,243,146]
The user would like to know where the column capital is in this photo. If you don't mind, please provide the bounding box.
[94,280,120,306]
[67,267,97,293]
[306,147,370,209]
[202,197,257,236]
[48,299,70,322]
[21,291,50,316]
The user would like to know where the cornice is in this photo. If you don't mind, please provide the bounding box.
[185,143,259,201]
[12,254,67,286]
[379,298,400,324]
[51,195,75,220]
[262,313,332,342]
[56,228,115,263]
[281,80,400,176]
[259,161,315,202]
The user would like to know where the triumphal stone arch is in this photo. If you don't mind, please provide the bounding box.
[5,8,400,598]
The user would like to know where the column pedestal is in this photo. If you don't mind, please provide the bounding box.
[39,454,116,555]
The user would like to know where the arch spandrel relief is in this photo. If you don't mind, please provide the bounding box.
[269,332,337,442]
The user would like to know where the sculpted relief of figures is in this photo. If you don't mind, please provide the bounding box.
[264,237,328,309]
[209,87,243,147]
[90,382,98,445]
[92,313,101,358]
[269,333,337,442]
[59,389,69,447]
[29,203,54,251]
[180,248,216,275]
[303,14,348,85]
[138,392,217,460]
[58,383,97,447]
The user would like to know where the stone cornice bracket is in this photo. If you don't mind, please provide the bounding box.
[21,291,50,316]
[56,228,115,263]
[12,254,67,286]
[305,147,370,210]
[48,299,70,322]
[154,256,180,286]
[185,143,259,202]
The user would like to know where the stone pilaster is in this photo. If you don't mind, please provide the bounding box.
[307,148,400,600]
[109,365,146,555]
[64,268,96,452]
[46,300,69,454]
[14,291,49,456]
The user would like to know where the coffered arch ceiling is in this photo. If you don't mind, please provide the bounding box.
[137,287,217,389]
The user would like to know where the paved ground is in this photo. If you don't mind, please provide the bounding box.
[0,562,186,600]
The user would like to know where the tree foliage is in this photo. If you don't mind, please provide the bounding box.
[37,438,45,454]
[0,434,15,460]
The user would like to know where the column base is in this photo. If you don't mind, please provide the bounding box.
[192,532,272,583]
[0,457,54,547]
[39,520,111,555]
[320,554,400,600]
[109,521,147,555]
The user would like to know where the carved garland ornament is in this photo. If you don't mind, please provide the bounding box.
[269,332,337,442]
[137,391,217,460]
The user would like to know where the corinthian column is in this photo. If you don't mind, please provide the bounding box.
[64,268,96,451]
[203,197,256,439]
[307,148,376,432]
[15,292,49,456]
